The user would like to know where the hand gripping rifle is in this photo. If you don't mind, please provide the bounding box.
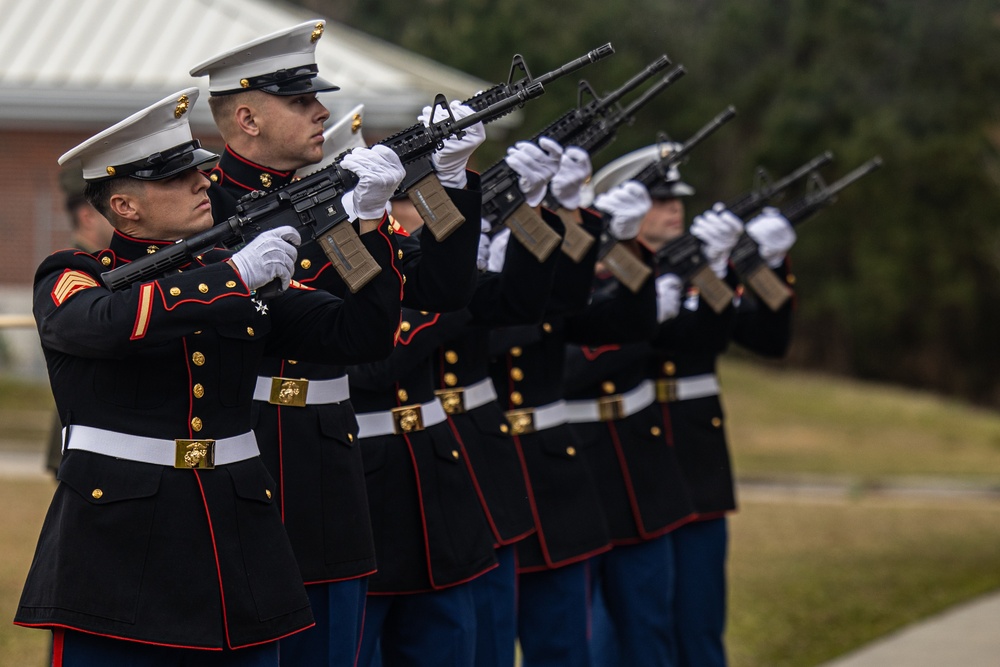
[399,44,615,240]
[552,65,688,289]
[730,155,883,310]
[545,65,687,264]
[722,151,834,309]
[611,107,738,310]
[101,90,543,294]
[481,54,674,262]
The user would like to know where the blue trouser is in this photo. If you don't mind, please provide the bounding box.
[469,545,517,667]
[54,629,278,666]
[672,517,728,667]
[357,584,476,667]
[589,534,677,666]
[517,561,591,667]
[278,577,368,666]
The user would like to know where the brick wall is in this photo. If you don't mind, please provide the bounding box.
[0,130,92,286]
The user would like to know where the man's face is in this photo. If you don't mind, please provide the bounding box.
[253,93,331,170]
[639,197,686,247]
[129,169,214,241]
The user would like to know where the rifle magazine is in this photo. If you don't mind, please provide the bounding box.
[557,209,595,262]
[601,242,652,293]
[745,264,793,311]
[505,204,562,262]
[317,220,382,293]
[689,265,735,314]
[408,174,465,241]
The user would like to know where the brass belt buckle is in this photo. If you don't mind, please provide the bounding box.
[269,377,309,407]
[392,404,425,434]
[175,439,216,469]
[656,379,678,403]
[505,408,536,435]
[435,388,466,415]
[598,395,625,421]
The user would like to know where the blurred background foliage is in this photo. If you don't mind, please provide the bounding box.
[294,0,1000,405]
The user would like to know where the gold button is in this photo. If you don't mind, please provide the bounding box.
[397,388,409,402]
[602,381,616,394]
[402,274,407,284]
[420,311,429,315]
[288,360,298,365]
[100,256,111,266]
[300,259,312,270]
[198,283,209,294]
[711,417,722,428]
[787,273,796,285]
[444,350,458,364]
[451,450,460,459]
[542,322,552,333]
[348,433,354,442]
[193,383,204,398]
[265,489,272,499]
[499,424,509,434]
[510,367,524,381]
[566,446,577,457]
[170,287,181,296]
[444,373,458,387]
[397,249,403,260]
[247,327,254,336]
[510,391,523,406]
[146,245,158,254]
[510,346,522,357]
[210,173,219,182]
[194,331,202,335]
[650,426,662,437]
[400,321,411,332]
[663,362,676,376]
[191,417,203,432]
[226,280,237,288]
[91,489,103,499]
[192,352,205,366]
[240,78,250,88]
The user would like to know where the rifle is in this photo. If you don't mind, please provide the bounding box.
[553,65,688,265]
[101,89,543,294]
[400,44,615,240]
[724,151,834,309]
[730,156,883,310]
[607,107,738,310]
[482,54,674,262]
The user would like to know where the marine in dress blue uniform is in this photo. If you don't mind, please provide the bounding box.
[585,146,797,667]
[15,89,399,666]
[190,24,408,666]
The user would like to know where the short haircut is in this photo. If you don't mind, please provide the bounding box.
[84,177,143,224]
[207,90,267,138]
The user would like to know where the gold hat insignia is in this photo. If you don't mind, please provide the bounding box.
[311,23,324,43]
[351,113,362,133]
[174,94,190,119]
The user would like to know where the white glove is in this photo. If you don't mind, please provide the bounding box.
[231,226,300,292]
[655,273,683,323]
[746,206,796,268]
[593,180,652,240]
[477,218,491,271]
[340,145,406,220]
[339,189,390,222]
[487,227,511,273]
[549,146,592,210]
[504,137,563,207]
[690,204,744,277]
[418,100,485,189]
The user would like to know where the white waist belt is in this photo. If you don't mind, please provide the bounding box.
[356,399,448,439]
[64,425,259,469]
[564,380,656,423]
[655,374,720,402]
[253,374,350,406]
[435,377,498,415]
[504,400,567,436]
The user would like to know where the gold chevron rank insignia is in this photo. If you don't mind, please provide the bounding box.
[51,270,99,307]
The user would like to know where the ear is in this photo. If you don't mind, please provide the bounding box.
[234,103,261,137]
[108,191,140,222]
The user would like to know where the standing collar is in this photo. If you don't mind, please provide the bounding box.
[208,146,296,194]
